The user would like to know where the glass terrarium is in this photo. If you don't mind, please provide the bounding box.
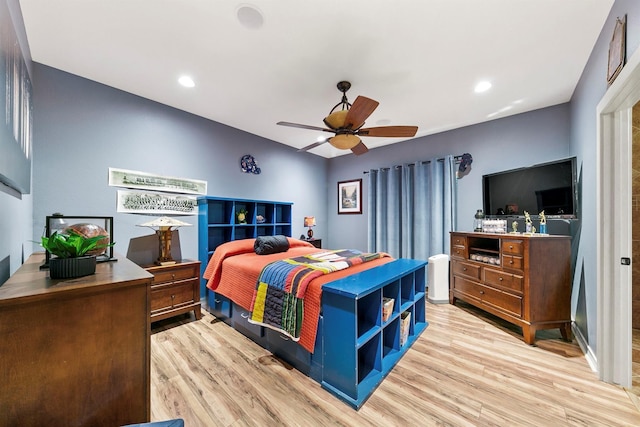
[41,214,115,268]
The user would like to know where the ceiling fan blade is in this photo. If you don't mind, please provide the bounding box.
[358,126,418,138]
[298,139,329,152]
[351,141,369,155]
[343,96,379,129]
[277,121,334,133]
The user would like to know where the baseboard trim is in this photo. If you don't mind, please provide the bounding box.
[573,322,597,373]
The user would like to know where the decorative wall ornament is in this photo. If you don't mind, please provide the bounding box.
[607,15,626,86]
[116,189,197,215]
[456,153,473,179]
[240,154,261,174]
[108,167,207,195]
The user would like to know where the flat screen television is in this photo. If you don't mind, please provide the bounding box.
[482,157,577,219]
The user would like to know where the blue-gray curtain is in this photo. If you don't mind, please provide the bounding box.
[367,155,457,260]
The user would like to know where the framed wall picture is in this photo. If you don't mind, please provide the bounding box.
[607,15,626,86]
[338,179,362,215]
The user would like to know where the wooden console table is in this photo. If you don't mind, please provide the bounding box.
[0,253,153,427]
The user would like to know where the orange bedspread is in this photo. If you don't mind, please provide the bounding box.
[203,238,392,353]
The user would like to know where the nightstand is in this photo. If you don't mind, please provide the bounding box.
[144,259,201,322]
[307,239,322,249]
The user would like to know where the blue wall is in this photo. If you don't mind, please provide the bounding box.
[327,104,572,250]
[31,64,327,262]
[0,0,33,282]
[569,0,640,355]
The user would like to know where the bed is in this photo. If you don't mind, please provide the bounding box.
[202,236,428,409]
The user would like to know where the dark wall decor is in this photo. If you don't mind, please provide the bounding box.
[607,15,626,86]
[0,0,32,194]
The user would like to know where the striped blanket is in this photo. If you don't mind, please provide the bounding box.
[249,249,384,340]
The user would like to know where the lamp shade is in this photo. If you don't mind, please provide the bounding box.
[137,216,192,230]
[304,216,316,227]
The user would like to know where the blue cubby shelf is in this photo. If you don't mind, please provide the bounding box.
[197,196,293,301]
[321,258,428,410]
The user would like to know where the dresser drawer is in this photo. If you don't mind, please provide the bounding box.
[453,276,522,318]
[501,255,524,271]
[451,235,467,248]
[502,240,523,255]
[451,246,467,259]
[452,261,481,281]
[151,264,199,284]
[150,279,198,313]
[232,303,264,340]
[484,267,523,293]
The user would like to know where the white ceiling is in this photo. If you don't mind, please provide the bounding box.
[18,0,614,158]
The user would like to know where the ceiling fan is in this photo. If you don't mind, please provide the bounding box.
[277,81,418,155]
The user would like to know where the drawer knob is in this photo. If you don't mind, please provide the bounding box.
[479,290,485,295]
[510,260,514,264]
[509,245,513,249]
[463,267,467,271]
[499,277,503,281]
[171,274,176,280]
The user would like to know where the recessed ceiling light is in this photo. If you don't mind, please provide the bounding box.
[474,81,492,93]
[178,75,195,88]
[237,5,264,29]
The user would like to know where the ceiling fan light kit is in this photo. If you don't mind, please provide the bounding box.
[330,134,361,150]
[278,81,418,155]
[324,110,348,129]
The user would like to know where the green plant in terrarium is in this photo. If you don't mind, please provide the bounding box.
[236,208,249,224]
[40,230,115,258]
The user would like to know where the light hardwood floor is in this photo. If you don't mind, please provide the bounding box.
[151,302,640,426]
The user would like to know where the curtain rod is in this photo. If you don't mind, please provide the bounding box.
[362,154,465,174]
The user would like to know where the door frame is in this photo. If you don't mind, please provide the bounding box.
[597,43,640,387]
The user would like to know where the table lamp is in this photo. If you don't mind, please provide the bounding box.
[138,216,192,265]
[304,216,316,240]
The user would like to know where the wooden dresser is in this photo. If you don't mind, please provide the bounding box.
[0,253,153,427]
[143,259,201,322]
[449,232,572,344]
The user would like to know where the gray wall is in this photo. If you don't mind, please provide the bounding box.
[569,0,640,355]
[0,0,33,282]
[31,64,327,262]
[327,104,571,250]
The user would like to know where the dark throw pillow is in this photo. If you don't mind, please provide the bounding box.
[254,235,290,255]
